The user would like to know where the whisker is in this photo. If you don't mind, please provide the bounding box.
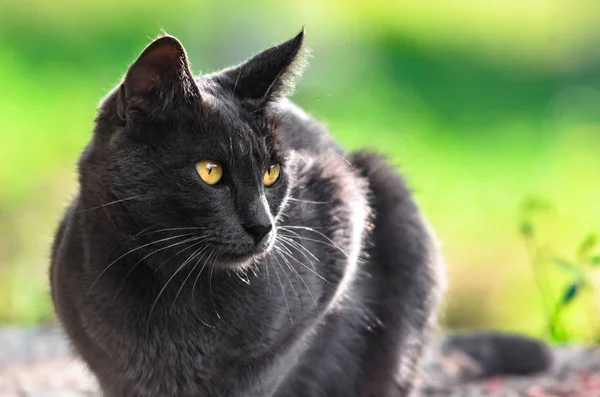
[208,249,222,319]
[271,255,292,324]
[189,250,222,331]
[279,227,348,257]
[273,248,301,311]
[122,225,155,246]
[169,245,210,314]
[275,239,327,282]
[249,264,259,278]
[274,246,316,307]
[277,236,319,274]
[280,238,321,272]
[286,197,327,205]
[114,235,208,299]
[279,225,347,253]
[148,243,207,319]
[139,226,209,236]
[191,247,216,307]
[275,238,294,256]
[265,255,271,294]
[277,234,320,264]
[89,233,198,293]
[182,247,218,328]
[235,268,251,285]
[148,237,210,281]
[81,195,143,212]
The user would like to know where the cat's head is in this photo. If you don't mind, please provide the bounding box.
[80,30,306,269]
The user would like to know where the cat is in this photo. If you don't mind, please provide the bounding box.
[50,29,549,397]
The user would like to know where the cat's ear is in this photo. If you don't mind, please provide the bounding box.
[218,28,307,103]
[118,35,200,120]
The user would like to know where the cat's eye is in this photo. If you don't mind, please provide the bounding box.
[196,160,223,185]
[264,164,281,187]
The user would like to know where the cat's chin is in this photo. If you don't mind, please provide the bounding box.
[217,252,267,270]
[217,234,274,270]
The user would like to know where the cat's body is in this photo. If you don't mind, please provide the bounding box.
[50,31,547,397]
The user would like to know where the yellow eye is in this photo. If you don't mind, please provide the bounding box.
[264,164,281,186]
[196,160,223,185]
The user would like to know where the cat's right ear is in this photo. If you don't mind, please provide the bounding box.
[117,35,200,121]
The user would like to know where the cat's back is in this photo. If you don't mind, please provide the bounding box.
[276,99,343,156]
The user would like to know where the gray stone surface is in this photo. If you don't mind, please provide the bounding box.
[1,327,600,396]
[0,327,70,369]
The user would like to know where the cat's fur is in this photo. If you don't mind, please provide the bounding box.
[50,30,548,397]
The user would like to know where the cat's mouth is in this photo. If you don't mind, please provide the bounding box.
[217,233,274,269]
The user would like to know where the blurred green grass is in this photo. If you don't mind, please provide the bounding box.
[1,0,599,341]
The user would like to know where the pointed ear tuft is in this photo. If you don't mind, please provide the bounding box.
[118,35,199,120]
[217,28,308,103]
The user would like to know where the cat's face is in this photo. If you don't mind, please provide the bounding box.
[82,31,305,269]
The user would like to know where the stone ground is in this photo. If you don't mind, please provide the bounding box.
[1,327,600,397]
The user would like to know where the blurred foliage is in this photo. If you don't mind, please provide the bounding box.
[0,0,599,341]
[520,198,600,343]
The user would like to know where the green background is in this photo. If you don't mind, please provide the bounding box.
[1,0,599,342]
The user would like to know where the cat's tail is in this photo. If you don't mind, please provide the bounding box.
[435,331,553,379]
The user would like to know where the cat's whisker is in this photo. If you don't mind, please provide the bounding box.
[286,197,327,205]
[281,234,344,255]
[276,235,319,273]
[80,195,143,212]
[249,263,259,278]
[235,267,251,285]
[275,239,327,282]
[189,250,220,328]
[191,247,218,317]
[278,230,338,254]
[89,233,199,293]
[280,237,321,273]
[273,247,303,311]
[279,225,344,248]
[148,238,210,283]
[169,245,211,315]
[276,233,320,264]
[274,245,316,307]
[278,226,349,257]
[275,238,294,256]
[208,249,223,320]
[134,234,210,273]
[139,226,209,237]
[114,235,209,299]
[148,242,208,319]
[122,225,156,246]
[265,254,271,294]
[270,254,292,324]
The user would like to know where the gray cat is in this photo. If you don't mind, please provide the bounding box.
[50,30,549,397]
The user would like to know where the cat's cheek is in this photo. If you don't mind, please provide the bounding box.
[266,179,289,215]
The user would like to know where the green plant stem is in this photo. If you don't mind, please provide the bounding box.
[524,238,553,337]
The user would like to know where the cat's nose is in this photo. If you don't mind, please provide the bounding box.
[243,223,273,245]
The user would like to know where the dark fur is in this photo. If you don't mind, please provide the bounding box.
[50,30,547,397]
[440,332,552,378]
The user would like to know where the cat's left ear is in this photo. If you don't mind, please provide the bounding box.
[217,28,307,103]
[118,35,200,120]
